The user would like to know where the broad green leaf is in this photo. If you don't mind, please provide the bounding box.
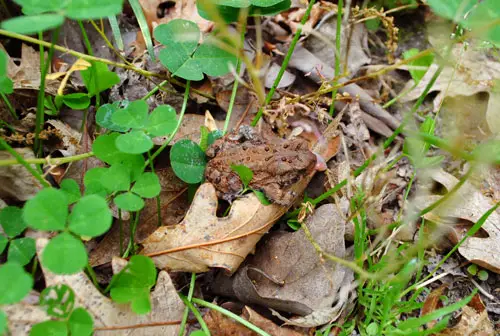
[92,133,123,165]
[193,36,237,77]
[472,140,500,164]
[251,189,271,205]
[44,95,58,115]
[62,93,90,110]
[170,139,206,184]
[114,192,145,211]
[478,270,489,281]
[145,105,177,137]
[68,307,94,336]
[119,154,146,182]
[463,0,500,46]
[0,206,27,238]
[81,61,120,96]
[0,50,7,77]
[60,179,81,204]
[207,130,223,147]
[0,262,33,304]
[197,0,291,22]
[30,320,68,336]
[0,311,6,336]
[116,130,153,154]
[100,164,131,192]
[96,102,130,132]
[83,167,109,197]
[109,255,156,315]
[68,195,112,238]
[112,100,149,129]
[23,188,68,231]
[426,0,475,21]
[13,0,64,14]
[0,235,7,254]
[0,75,13,94]
[155,19,202,80]
[1,14,65,35]
[131,172,161,198]
[39,284,75,319]
[8,237,35,266]
[230,164,253,188]
[42,232,88,274]
[66,0,123,20]
[403,48,434,83]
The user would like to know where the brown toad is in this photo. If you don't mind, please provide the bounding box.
[205,126,317,205]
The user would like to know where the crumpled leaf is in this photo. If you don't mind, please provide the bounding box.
[213,204,355,327]
[415,169,500,273]
[141,124,340,274]
[3,238,185,336]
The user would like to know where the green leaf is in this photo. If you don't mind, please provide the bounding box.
[478,270,489,281]
[96,102,130,132]
[60,179,81,204]
[1,14,65,35]
[0,311,6,336]
[0,262,33,304]
[467,264,478,275]
[464,0,500,46]
[426,0,476,21]
[114,192,145,211]
[111,100,149,129]
[68,195,112,238]
[23,188,68,231]
[41,232,88,274]
[120,154,146,182]
[131,172,161,198]
[170,139,207,184]
[145,105,177,137]
[65,0,123,20]
[68,307,94,336]
[0,235,7,254]
[199,126,209,152]
[83,167,109,197]
[44,95,58,115]
[100,164,131,192]
[230,164,253,188]
[80,61,120,96]
[14,0,68,14]
[207,129,223,147]
[251,189,271,205]
[30,320,68,336]
[403,48,434,83]
[472,140,500,164]
[197,0,291,22]
[93,133,145,170]
[403,117,436,165]
[0,75,13,94]
[0,206,27,238]
[39,284,75,319]
[116,130,153,154]
[0,49,7,77]
[8,237,36,266]
[62,93,90,110]
[193,36,238,77]
[109,255,156,315]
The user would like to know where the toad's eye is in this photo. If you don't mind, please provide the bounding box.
[264,146,270,152]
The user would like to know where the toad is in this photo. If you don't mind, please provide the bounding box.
[205,125,318,205]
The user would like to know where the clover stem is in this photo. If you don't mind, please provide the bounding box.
[178,273,196,336]
[250,0,317,126]
[145,80,191,166]
[0,138,50,188]
[179,295,211,336]
[0,152,95,167]
[141,80,168,101]
[147,150,162,226]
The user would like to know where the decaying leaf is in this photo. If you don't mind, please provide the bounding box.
[415,169,500,273]
[0,148,44,201]
[3,238,185,336]
[141,124,341,274]
[213,204,355,327]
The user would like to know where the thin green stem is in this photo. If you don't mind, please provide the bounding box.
[0,92,16,119]
[0,138,50,188]
[147,151,162,226]
[122,210,141,258]
[179,295,211,336]
[35,26,60,155]
[145,80,190,166]
[78,20,100,112]
[191,298,271,336]
[0,151,94,167]
[128,0,155,61]
[178,273,196,336]
[251,0,317,126]
[108,15,124,50]
[329,0,343,116]
[86,263,102,293]
[141,80,168,101]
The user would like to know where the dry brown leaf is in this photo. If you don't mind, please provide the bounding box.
[0,148,44,201]
[4,238,186,336]
[242,307,306,336]
[204,309,255,336]
[415,169,500,273]
[141,125,341,274]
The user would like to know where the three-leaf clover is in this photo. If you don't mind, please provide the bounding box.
[0,50,13,94]
[0,206,36,266]
[22,188,112,274]
[109,255,157,315]
[1,0,124,34]
[154,19,237,81]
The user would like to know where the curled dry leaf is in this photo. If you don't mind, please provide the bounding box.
[141,124,341,274]
[3,238,185,336]
[415,169,500,273]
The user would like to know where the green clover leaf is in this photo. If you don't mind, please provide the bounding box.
[170,139,207,184]
[42,232,88,274]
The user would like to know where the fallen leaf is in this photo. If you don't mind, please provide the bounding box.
[242,307,306,336]
[415,169,500,273]
[141,124,341,274]
[203,309,254,336]
[0,148,44,201]
[3,238,185,335]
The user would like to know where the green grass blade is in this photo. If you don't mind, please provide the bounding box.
[108,15,124,50]
[128,0,155,61]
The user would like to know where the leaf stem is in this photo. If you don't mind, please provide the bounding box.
[0,138,50,188]
[179,295,211,336]
[0,151,94,167]
[178,273,196,336]
[329,0,343,116]
[145,80,190,166]
[251,0,317,126]
[78,20,100,110]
